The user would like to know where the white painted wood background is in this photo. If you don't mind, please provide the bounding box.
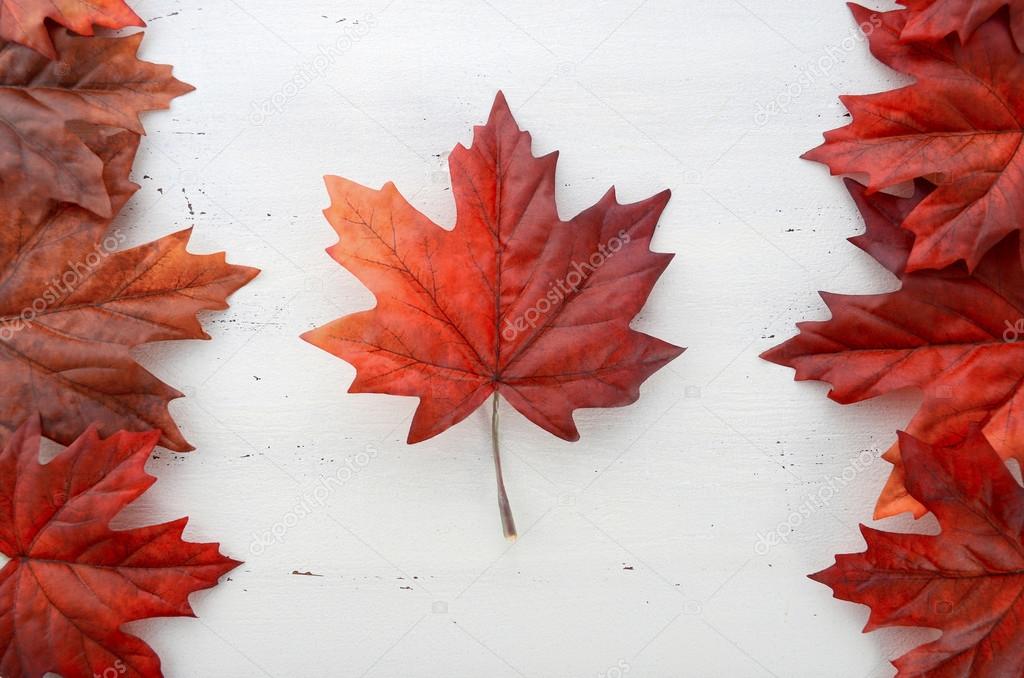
[106,0,936,675]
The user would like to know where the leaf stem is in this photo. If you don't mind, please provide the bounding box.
[491,393,517,541]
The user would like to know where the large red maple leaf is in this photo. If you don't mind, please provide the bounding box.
[302,92,682,444]
[0,29,191,217]
[812,431,1024,678]
[804,4,1024,272]
[303,92,681,538]
[900,0,1024,48]
[0,0,143,57]
[763,179,1024,519]
[0,416,239,678]
[0,128,258,451]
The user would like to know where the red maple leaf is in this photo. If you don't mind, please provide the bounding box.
[901,0,1024,48]
[303,93,682,536]
[811,431,1024,678]
[762,179,1024,519]
[0,416,239,678]
[0,29,191,217]
[0,128,259,451]
[804,5,1024,272]
[0,0,143,57]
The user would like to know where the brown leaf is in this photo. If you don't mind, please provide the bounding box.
[0,129,259,451]
[0,28,192,217]
[0,0,143,57]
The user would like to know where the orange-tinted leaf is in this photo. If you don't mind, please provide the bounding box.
[901,0,1024,48]
[804,5,1024,272]
[303,92,682,443]
[0,416,238,678]
[762,179,1024,518]
[0,129,259,451]
[0,0,143,57]
[0,28,191,217]
[812,431,1024,678]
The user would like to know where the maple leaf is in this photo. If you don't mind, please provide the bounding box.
[762,179,1024,519]
[900,0,1024,48]
[811,431,1024,678]
[303,92,682,536]
[0,416,239,678]
[804,4,1024,272]
[0,28,191,217]
[0,0,143,57]
[0,128,259,452]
